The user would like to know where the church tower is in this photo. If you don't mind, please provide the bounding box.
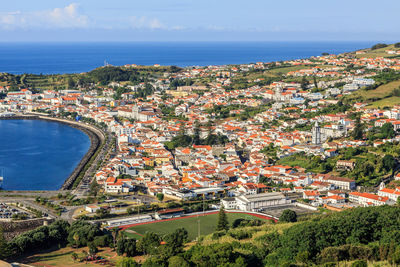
[132,104,139,120]
[312,121,321,145]
[274,85,283,101]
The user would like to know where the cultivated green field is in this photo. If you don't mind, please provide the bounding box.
[124,212,269,240]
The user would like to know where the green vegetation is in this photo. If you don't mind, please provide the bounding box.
[193,206,400,266]
[34,196,64,215]
[216,206,229,231]
[169,78,194,89]
[4,205,400,267]
[371,43,388,50]
[279,209,297,223]
[276,142,399,186]
[350,71,400,107]
[0,65,181,91]
[164,127,229,150]
[367,123,395,140]
[351,116,364,140]
[276,152,333,173]
[205,104,269,120]
[367,96,400,108]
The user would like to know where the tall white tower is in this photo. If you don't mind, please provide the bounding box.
[312,121,321,145]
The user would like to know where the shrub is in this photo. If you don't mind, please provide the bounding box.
[279,209,297,223]
[232,218,265,228]
[211,230,226,240]
[351,260,367,267]
[228,230,252,240]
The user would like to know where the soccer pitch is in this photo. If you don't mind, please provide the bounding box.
[123,212,270,240]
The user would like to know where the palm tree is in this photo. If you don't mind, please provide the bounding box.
[111,228,119,249]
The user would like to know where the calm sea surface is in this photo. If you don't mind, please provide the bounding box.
[0,120,90,190]
[0,41,375,74]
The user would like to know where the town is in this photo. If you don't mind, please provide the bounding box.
[1,44,400,227]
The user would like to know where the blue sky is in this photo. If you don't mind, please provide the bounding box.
[0,0,399,42]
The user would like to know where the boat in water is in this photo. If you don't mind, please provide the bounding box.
[0,169,3,189]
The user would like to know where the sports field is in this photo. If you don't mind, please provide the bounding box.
[123,212,272,240]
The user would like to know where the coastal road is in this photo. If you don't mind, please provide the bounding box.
[73,131,114,197]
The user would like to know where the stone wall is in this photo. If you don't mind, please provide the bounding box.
[0,218,55,240]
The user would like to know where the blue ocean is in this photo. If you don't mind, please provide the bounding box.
[0,120,90,190]
[0,41,375,74]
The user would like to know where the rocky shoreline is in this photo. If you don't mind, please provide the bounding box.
[0,115,105,190]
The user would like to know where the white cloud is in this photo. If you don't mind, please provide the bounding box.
[0,3,89,29]
[129,16,165,30]
[46,3,89,28]
[128,16,185,31]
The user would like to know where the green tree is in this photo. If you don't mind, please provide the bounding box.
[381,122,395,139]
[168,256,190,267]
[193,120,201,145]
[301,77,309,90]
[142,256,166,267]
[127,207,134,214]
[352,116,364,140]
[216,205,229,231]
[351,260,367,267]
[137,232,161,255]
[156,193,164,202]
[88,242,98,255]
[313,76,318,89]
[279,209,297,223]
[371,43,387,50]
[295,250,310,264]
[96,207,110,218]
[0,227,11,260]
[382,154,396,173]
[392,246,400,265]
[117,257,140,267]
[67,78,75,89]
[159,228,188,259]
[117,235,137,257]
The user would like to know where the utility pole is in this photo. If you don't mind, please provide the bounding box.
[197,214,200,240]
[197,194,206,240]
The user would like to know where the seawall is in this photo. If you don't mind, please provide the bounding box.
[0,114,105,190]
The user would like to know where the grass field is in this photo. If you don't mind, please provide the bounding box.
[19,246,122,267]
[366,96,400,108]
[355,80,400,100]
[124,213,270,241]
[354,44,400,58]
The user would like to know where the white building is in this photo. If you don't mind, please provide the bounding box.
[349,192,391,206]
[234,192,291,211]
[221,197,238,210]
[378,187,400,202]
